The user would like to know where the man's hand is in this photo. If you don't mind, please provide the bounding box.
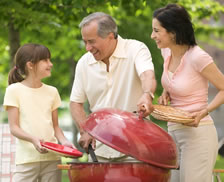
[137,92,154,117]
[78,132,96,153]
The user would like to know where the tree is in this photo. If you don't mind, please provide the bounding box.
[0,0,223,105]
[0,0,223,149]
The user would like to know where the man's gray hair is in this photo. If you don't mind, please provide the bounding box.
[79,12,118,39]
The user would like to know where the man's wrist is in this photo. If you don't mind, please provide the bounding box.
[144,91,154,100]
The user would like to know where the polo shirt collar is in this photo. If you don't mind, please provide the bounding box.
[111,35,127,59]
[88,35,127,65]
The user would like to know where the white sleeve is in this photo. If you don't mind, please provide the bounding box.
[70,58,87,103]
[134,42,154,76]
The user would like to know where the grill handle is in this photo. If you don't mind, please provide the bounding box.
[88,144,98,162]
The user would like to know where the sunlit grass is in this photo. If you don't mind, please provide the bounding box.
[214,155,224,181]
[61,157,73,182]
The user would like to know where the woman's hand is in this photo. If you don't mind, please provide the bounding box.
[184,108,209,127]
[158,90,170,105]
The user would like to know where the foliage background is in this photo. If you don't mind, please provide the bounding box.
[0,0,224,180]
[0,0,223,103]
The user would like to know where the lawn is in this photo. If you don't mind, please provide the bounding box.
[214,155,224,181]
[61,157,73,182]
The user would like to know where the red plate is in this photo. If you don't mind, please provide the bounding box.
[41,142,83,158]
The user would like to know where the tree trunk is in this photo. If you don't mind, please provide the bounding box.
[8,19,20,66]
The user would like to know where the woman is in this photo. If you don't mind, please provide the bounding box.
[151,4,224,182]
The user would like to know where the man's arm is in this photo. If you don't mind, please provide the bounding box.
[70,102,87,134]
[69,101,95,152]
[137,70,157,117]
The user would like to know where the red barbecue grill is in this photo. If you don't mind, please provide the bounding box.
[58,108,178,182]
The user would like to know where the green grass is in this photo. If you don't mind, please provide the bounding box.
[61,157,73,182]
[62,170,69,182]
[214,155,224,182]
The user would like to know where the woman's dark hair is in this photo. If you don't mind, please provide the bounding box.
[153,4,196,46]
[8,43,51,85]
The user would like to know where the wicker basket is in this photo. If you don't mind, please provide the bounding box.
[151,105,194,124]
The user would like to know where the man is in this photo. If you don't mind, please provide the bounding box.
[70,12,156,161]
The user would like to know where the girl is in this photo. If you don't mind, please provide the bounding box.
[3,43,75,182]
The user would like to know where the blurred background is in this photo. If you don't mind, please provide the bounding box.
[0,0,224,180]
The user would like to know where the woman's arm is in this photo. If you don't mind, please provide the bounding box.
[186,62,224,127]
[202,63,224,112]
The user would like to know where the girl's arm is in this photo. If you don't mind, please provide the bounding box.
[186,62,224,127]
[52,109,75,148]
[7,106,47,153]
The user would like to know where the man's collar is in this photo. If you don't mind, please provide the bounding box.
[111,35,127,59]
[88,35,127,65]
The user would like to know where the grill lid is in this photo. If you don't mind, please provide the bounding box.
[82,108,178,169]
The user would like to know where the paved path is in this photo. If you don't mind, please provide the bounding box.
[0,124,15,182]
